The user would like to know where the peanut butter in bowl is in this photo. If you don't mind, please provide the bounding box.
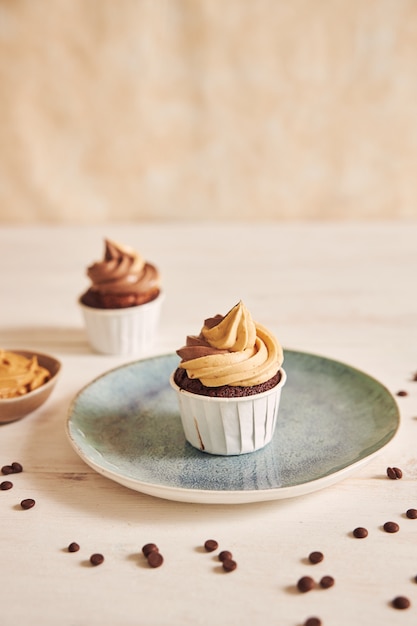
[0,350,61,423]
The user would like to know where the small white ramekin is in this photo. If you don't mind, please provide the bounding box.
[79,291,164,356]
[169,368,286,456]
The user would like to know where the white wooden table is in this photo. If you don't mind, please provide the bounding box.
[1,221,416,626]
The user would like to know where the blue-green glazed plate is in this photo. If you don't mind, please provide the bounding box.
[66,351,400,504]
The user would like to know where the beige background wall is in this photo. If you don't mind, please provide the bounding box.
[0,0,416,223]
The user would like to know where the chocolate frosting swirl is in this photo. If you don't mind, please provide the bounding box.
[177,301,283,387]
[86,239,160,298]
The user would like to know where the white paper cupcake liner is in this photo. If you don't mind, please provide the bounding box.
[170,368,286,455]
[79,292,164,355]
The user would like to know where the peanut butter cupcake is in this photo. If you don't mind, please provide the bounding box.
[170,301,286,455]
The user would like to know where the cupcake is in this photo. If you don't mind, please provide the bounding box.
[170,301,286,455]
[79,239,163,355]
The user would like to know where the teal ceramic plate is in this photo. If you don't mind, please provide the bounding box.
[66,351,400,504]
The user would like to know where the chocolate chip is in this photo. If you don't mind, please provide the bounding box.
[90,553,104,566]
[353,527,368,538]
[147,551,163,568]
[383,521,399,533]
[11,462,23,473]
[308,551,324,564]
[68,542,80,552]
[304,618,322,626]
[204,539,218,552]
[406,508,417,519]
[392,596,410,609]
[396,390,408,396]
[142,543,159,557]
[297,576,315,593]
[222,558,237,572]
[218,550,233,562]
[1,465,13,475]
[20,498,35,509]
[386,466,402,479]
[319,575,335,589]
[0,480,13,490]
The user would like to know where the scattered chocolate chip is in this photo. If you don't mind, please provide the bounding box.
[392,596,410,610]
[406,508,417,519]
[204,539,218,552]
[218,550,233,562]
[383,521,399,533]
[147,551,164,568]
[68,542,80,552]
[1,465,13,475]
[353,527,368,538]
[308,551,324,564]
[20,498,35,510]
[222,558,237,572]
[297,576,315,593]
[396,390,408,397]
[142,543,159,557]
[90,553,104,566]
[386,466,403,479]
[320,575,335,589]
[304,618,322,626]
[11,462,23,473]
[0,480,13,490]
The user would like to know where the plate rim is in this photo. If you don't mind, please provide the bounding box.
[65,350,400,505]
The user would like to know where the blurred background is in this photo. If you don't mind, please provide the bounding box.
[0,0,416,223]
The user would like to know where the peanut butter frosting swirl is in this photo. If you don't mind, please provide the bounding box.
[177,301,283,387]
[87,239,160,297]
[0,351,50,399]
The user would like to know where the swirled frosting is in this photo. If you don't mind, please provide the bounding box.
[82,239,160,308]
[0,351,50,399]
[176,301,283,387]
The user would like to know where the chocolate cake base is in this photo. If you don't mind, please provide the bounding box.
[80,288,160,309]
[173,367,281,398]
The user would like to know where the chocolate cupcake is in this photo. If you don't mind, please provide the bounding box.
[79,239,163,355]
[170,301,286,455]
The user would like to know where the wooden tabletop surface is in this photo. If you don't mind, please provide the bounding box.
[1,221,416,626]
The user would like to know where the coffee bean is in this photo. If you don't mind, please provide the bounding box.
[90,553,104,566]
[406,508,417,519]
[20,498,35,510]
[387,466,402,479]
[353,527,368,538]
[147,551,163,568]
[68,542,80,552]
[396,390,408,397]
[218,550,233,562]
[222,558,237,572]
[304,618,322,626]
[320,575,335,589]
[383,521,399,533]
[392,596,410,609]
[204,539,218,552]
[11,462,23,473]
[297,576,315,593]
[142,543,159,557]
[308,551,324,564]
[1,465,13,475]
[0,480,13,490]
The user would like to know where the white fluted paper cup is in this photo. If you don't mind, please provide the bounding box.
[170,368,286,456]
[79,292,164,356]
